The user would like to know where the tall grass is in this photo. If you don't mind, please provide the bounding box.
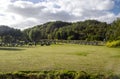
[0,71,119,79]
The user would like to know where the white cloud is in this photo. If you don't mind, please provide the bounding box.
[0,0,120,29]
[117,13,120,17]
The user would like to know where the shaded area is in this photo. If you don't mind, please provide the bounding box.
[72,52,90,56]
[111,55,120,58]
[0,47,25,51]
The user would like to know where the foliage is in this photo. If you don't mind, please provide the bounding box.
[0,25,25,43]
[106,18,120,41]
[0,71,119,79]
[106,40,120,47]
[0,19,120,46]
[23,20,108,41]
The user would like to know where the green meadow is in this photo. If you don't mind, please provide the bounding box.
[0,44,120,74]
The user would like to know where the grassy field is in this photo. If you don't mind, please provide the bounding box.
[0,44,120,74]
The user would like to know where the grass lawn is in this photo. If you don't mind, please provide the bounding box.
[0,44,120,74]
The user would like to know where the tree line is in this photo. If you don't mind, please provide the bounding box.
[0,19,120,44]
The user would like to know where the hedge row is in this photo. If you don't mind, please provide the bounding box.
[0,71,119,79]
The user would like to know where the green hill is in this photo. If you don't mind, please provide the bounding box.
[23,20,108,41]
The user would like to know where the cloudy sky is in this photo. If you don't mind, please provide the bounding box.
[0,0,120,29]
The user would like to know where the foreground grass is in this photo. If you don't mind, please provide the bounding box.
[0,71,120,79]
[0,44,120,74]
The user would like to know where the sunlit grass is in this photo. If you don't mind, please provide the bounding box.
[0,44,120,74]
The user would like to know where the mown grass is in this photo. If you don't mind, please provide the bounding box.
[74,52,89,56]
[0,44,120,74]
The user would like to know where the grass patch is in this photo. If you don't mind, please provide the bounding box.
[74,52,89,56]
[111,55,120,58]
[0,44,120,74]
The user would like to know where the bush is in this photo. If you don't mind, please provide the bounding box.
[59,71,76,79]
[75,71,89,79]
[106,40,120,47]
[37,73,47,79]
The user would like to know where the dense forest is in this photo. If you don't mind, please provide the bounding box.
[0,19,120,46]
[24,20,108,41]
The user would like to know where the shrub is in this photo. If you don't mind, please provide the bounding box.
[106,40,120,47]
[75,71,89,79]
[0,71,120,79]
[59,71,76,79]
[37,73,47,79]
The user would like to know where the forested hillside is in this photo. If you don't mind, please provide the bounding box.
[0,19,120,44]
[23,20,109,42]
[0,26,24,43]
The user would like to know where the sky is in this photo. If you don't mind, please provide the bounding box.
[0,0,120,30]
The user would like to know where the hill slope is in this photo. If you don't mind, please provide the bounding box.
[24,20,108,41]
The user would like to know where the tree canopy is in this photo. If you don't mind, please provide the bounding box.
[0,19,120,44]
